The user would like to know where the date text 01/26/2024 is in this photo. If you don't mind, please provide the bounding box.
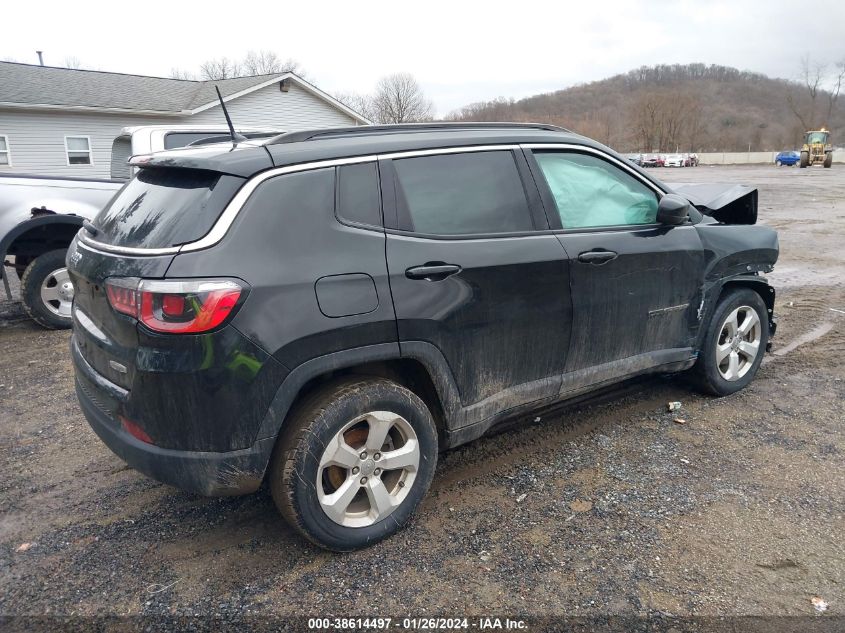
[308,618,527,630]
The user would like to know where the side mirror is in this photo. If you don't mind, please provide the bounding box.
[657,194,690,225]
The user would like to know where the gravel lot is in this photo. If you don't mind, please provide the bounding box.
[1,165,843,627]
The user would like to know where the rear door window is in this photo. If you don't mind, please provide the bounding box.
[392,151,533,235]
[93,168,243,248]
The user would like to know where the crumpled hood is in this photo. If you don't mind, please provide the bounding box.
[670,183,758,225]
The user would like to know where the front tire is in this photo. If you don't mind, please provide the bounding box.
[824,153,832,168]
[800,151,810,168]
[269,377,438,551]
[20,249,74,330]
[776,160,782,167]
[692,288,769,396]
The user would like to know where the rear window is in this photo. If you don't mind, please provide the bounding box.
[336,162,381,227]
[93,168,243,248]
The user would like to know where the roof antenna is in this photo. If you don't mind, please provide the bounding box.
[215,86,247,145]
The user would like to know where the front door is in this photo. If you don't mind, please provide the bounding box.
[527,148,704,374]
[382,148,573,411]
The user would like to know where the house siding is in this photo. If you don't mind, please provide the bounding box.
[190,82,358,129]
[0,110,175,178]
[0,82,359,178]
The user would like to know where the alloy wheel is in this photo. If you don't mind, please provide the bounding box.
[40,267,74,317]
[716,305,761,381]
[317,411,420,527]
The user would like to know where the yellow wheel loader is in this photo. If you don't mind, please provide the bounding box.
[799,129,833,168]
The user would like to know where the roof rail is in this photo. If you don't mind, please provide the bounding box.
[266,122,570,145]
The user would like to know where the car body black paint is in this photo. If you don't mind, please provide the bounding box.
[67,124,779,496]
[315,273,379,317]
[386,231,572,405]
[556,226,705,369]
[68,235,288,452]
[164,166,397,370]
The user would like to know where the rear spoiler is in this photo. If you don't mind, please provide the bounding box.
[126,143,273,178]
[670,183,757,225]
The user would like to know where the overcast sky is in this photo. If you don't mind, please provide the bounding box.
[4,0,844,115]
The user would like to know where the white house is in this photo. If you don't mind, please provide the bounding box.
[0,61,369,178]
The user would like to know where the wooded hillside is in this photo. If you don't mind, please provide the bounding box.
[449,64,845,153]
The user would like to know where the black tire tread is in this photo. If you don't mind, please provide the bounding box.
[269,376,433,551]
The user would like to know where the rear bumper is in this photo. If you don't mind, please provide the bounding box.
[72,339,275,496]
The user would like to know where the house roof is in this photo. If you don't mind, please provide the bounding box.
[0,61,369,123]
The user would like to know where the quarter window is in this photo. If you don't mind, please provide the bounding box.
[0,136,9,166]
[336,162,381,227]
[392,151,533,235]
[534,151,659,228]
[65,136,92,165]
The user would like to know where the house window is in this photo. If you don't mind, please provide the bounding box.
[0,136,10,166]
[65,136,92,165]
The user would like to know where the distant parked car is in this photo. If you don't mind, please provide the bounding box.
[775,151,800,167]
[627,154,643,166]
[665,153,687,167]
[642,153,664,168]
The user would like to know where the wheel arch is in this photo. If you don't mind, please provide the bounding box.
[1,215,83,268]
[255,343,461,450]
[697,275,776,349]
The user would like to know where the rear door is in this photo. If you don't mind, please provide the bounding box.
[382,147,572,411]
[526,147,704,373]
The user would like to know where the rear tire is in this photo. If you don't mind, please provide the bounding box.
[775,160,782,167]
[691,288,769,397]
[269,377,438,551]
[20,249,74,330]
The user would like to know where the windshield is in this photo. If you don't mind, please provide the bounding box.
[93,168,243,248]
[807,132,829,144]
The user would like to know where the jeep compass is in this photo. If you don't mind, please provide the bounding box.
[68,123,778,551]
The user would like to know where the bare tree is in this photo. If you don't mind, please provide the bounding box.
[199,57,243,80]
[630,93,662,151]
[64,56,82,69]
[684,99,706,151]
[242,50,302,76]
[446,97,516,121]
[334,91,376,122]
[787,54,826,130]
[371,73,433,123]
[825,58,845,127]
[170,68,196,80]
[192,51,305,80]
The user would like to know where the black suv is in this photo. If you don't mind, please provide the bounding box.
[68,123,778,551]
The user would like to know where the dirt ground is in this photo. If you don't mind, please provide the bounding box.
[1,165,843,627]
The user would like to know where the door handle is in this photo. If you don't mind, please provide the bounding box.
[405,263,462,281]
[577,250,618,264]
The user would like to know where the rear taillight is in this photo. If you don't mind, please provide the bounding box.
[104,278,243,334]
